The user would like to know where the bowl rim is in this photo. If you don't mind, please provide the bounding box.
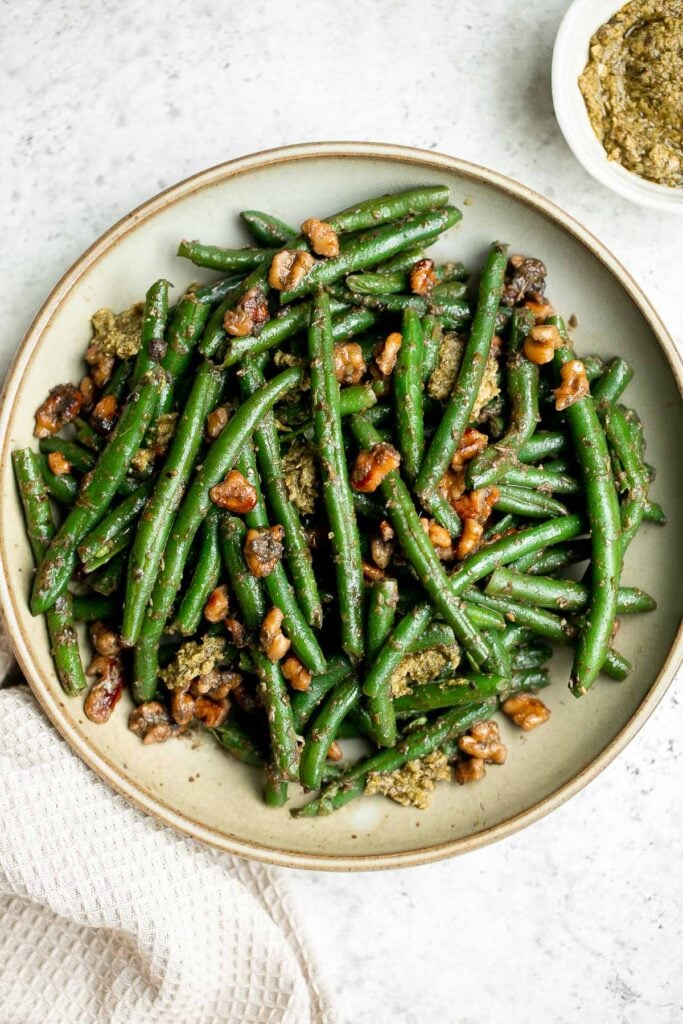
[1,140,681,872]
[552,0,683,212]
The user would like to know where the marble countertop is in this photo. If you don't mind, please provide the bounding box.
[2,1,681,1021]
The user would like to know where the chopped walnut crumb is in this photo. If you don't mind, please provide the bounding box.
[85,344,116,388]
[206,405,229,439]
[89,621,121,657]
[333,342,366,385]
[350,443,400,493]
[554,359,589,411]
[225,617,247,648]
[362,559,385,581]
[47,451,72,476]
[427,332,464,400]
[204,584,230,623]
[451,427,488,471]
[419,517,454,560]
[327,740,343,762]
[409,258,437,295]
[300,218,339,257]
[91,303,144,358]
[502,692,550,731]
[91,394,119,434]
[84,655,125,724]
[524,298,556,323]
[454,756,486,784]
[378,519,395,543]
[365,750,451,809]
[34,384,83,439]
[223,286,270,337]
[268,249,316,291]
[159,635,227,692]
[129,702,176,744]
[370,534,394,569]
[281,437,319,515]
[281,655,312,692]
[260,606,291,662]
[209,470,258,514]
[439,468,467,506]
[501,255,547,307]
[458,719,507,763]
[375,332,402,376]
[244,525,284,578]
[454,519,484,560]
[79,375,96,408]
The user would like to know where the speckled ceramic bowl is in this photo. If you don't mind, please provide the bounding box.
[0,142,681,870]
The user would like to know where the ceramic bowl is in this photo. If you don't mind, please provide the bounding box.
[1,142,681,870]
[552,0,683,212]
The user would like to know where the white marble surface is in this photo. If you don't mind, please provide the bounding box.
[2,1,681,1021]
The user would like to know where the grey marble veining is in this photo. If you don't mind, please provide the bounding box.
[1,1,681,1021]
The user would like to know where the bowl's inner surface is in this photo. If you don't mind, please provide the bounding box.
[1,149,681,865]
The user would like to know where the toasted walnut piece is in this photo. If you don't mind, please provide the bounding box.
[85,343,116,387]
[439,468,467,506]
[454,486,499,525]
[191,668,241,700]
[375,332,402,376]
[523,298,556,323]
[523,323,562,365]
[333,342,366,385]
[378,519,395,543]
[458,719,507,764]
[370,535,394,570]
[225,617,248,648]
[268,249,316,291]
[260,606,291,662]
[223,286,270,337]
[209,469,258,514]
[451,427,488,471]
[204,584,230,623]
[91,304,144,358]
[554,359,589,411]
[365,750,451,809]
[409,258,437,295]
[454,756,486,785]
[503,692,551,731]
[129,702,176,744]
[301,217,340,257]
[501,255,547,307]
[350,443,401,493]
[244,525,284,578]
[84,655,125,724]
[327,740,343,762]
[47,451,72,476]
[206,405,229,439]
[281,655,312,692]
[194,696,230,728]
[91,394,119,434]
[79,375,96,409]
[34,384,83,439]
[89,621,121,657]
[455,519,485,560]
[362,559,385,581]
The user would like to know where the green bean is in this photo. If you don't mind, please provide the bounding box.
[591,357,633,406]
[421,314,443,384]
[499,464,580,495]
[416,242,508,518]
[518,431,568,463]
[12,450,86,695]
[291,656,354,733]
[102,359,133,401]
[346,271,408,295]
[222,297,350,367]
[190,274,245,304]
[91,548,126,596]
[155,293,213,417]
[362,602,433,699]
[511,642,553,670]
[122,362,224,647]
[423,491,462,537]
[78,481,153,571]
[603,404,649,552]
[365,578,400,747]
[501,625,536,650]
[240,210,297,246]
[240,359,323,629]
[511,539,592,575]
[484,513,517,540]
[552,319,622,696]
[132,367,302,702]
[281,207,461,302]
[82,524,132,573]
[211,721,265,767]
[493,485,569,519]
[448,513,586,595]
[294,700,495,817]
[510,667,551,691]
[71,594,117,622]
[602,648,631,680]
[237,444,326,674]
[325,185,450,234]
[177,239,273,273]
[73,416,105,452]
[375,247,427,273]
[300,677,362,789]
[38,455,78,506]
[172,509,222,636]
[199,263,270,358]
[486,568,656,614]
[264,767,289,807]
[409,622,457,653]
[308,290,364,660]
[38,438,96,473]
[464,602,506,631]
[583,354,606,381]
[394,672,508,714]
[351,415,492,670]
[31,369,163,615]
[643,500,665,524]
[219,515,299,780]
[338,384,377,417]
[431,279,468,301]
[327,283,470,324]
[131,279,171,384]
[465,589,577,644]
[394,307,424,480]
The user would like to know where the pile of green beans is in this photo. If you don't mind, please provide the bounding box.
[15,183,662,817]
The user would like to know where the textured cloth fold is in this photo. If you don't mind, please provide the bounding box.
[0,618,333,1024]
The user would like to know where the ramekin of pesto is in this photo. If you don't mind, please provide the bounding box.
[578,0,682,188]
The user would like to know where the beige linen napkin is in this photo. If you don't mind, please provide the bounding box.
[0,612,334,1024]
